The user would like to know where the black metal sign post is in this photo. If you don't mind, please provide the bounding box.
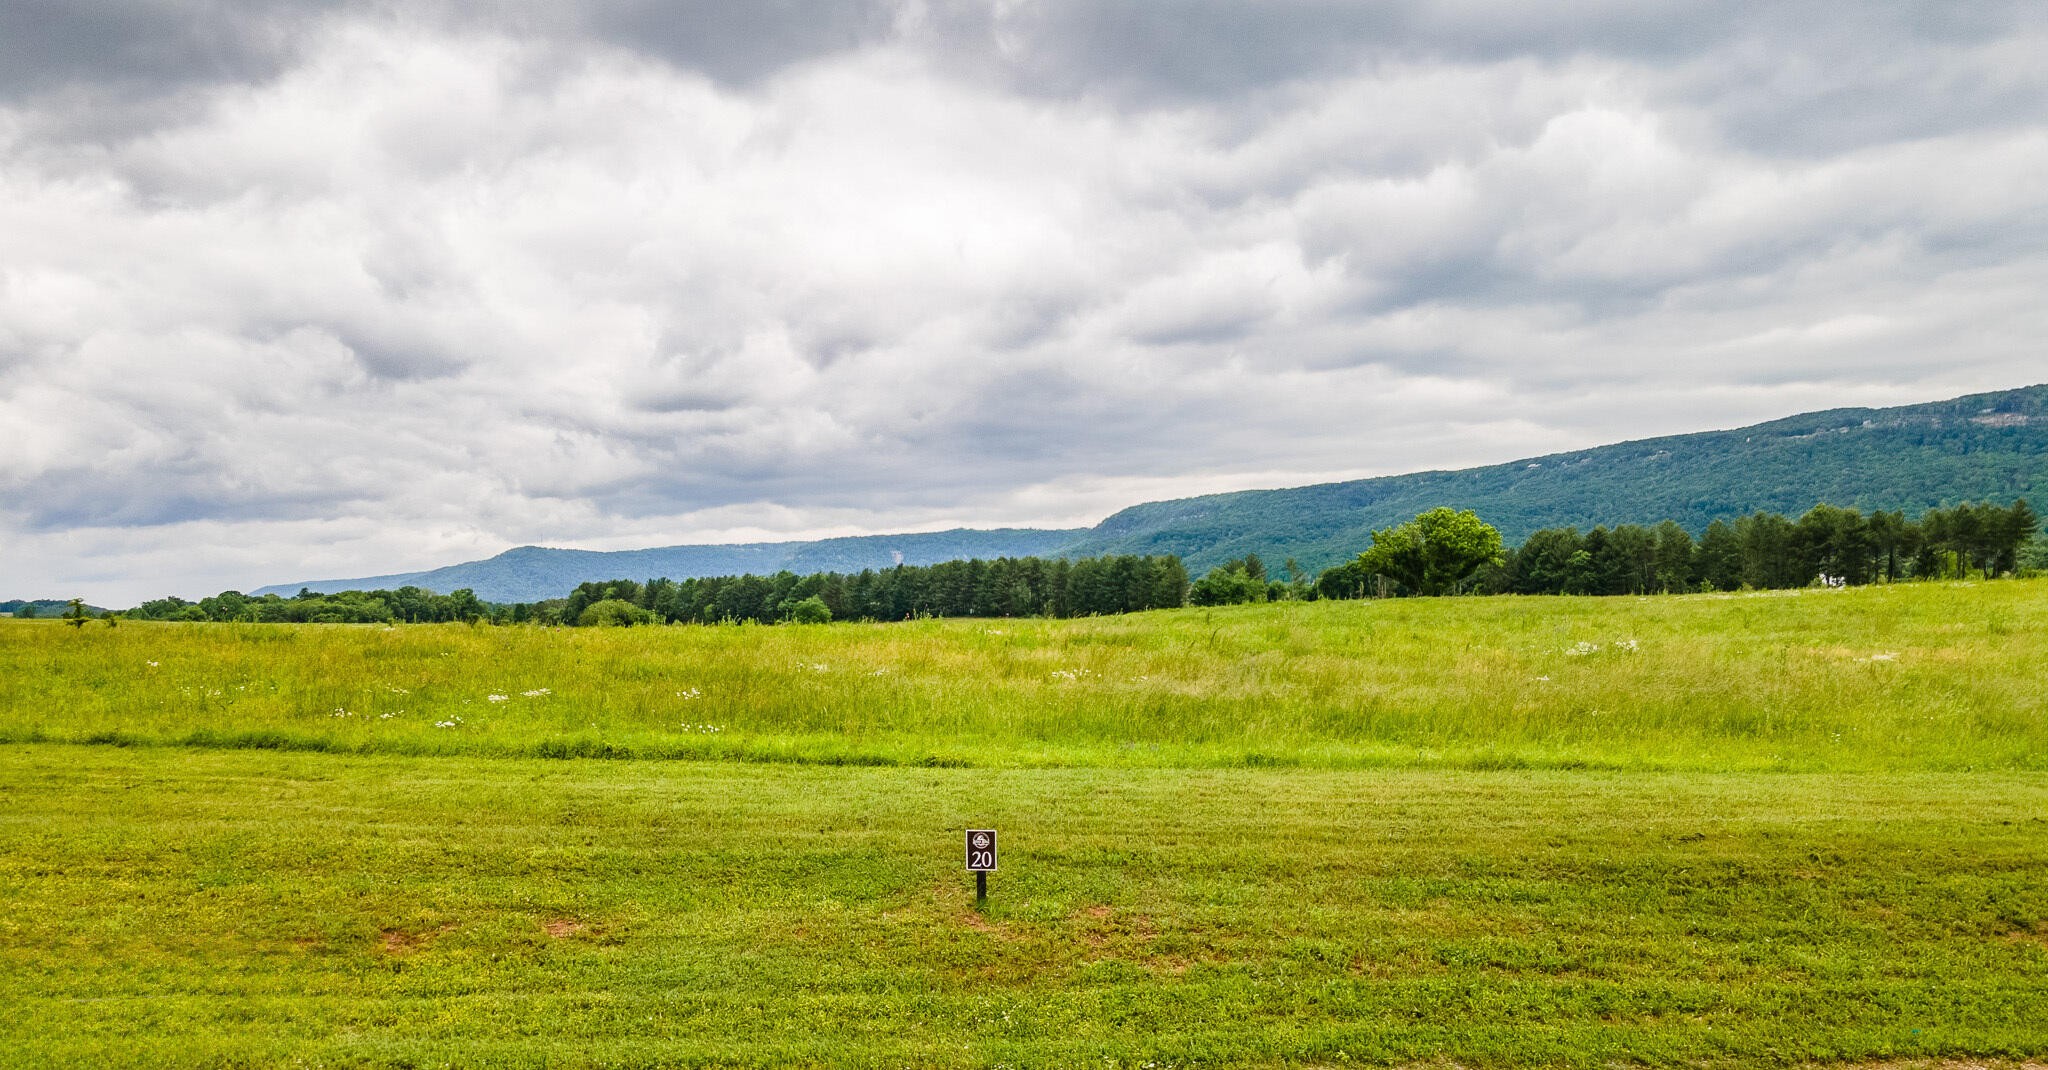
[965,829,997,903]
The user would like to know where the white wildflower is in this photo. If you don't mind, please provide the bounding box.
[1564,641,1599,657]
[675,687,702,700]
[1614,638,1639,653]
[487,693,509,702]
[521,688,551,697]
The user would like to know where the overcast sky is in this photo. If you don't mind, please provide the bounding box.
[5,1,2046,605]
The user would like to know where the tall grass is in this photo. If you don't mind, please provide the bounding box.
[5,579,2045,771]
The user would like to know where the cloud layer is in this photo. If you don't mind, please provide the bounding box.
[5,1,2047,603]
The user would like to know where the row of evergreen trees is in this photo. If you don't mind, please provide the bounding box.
[538,554,1191,625]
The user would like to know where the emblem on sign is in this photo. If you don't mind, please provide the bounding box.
[965,829,998,872]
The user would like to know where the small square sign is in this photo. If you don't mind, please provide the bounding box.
[965,829,998,872]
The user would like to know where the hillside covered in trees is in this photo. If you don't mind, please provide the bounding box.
[1068,384,2048,573]
[249,385,2048,603]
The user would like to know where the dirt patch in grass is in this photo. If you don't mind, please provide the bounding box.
[378,922,457,954]
[955,910,1039,946]
[1996,919,2047,949]
[958,911,1005,936]
[544,919,587,938]
[1822,1063,2048,1069]
[1331,1064,2048,1070]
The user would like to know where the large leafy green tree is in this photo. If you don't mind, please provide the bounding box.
[1343,507,1505,597]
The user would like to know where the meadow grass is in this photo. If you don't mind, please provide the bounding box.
[5,582,2048,1066]
[4,579,2046,771]
[3,745,2045,1068]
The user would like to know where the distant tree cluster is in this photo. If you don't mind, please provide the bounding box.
[1318,500,2039,599]
[127,586,488,624]
[1188,554,1300,606]
[537,555,1192,625]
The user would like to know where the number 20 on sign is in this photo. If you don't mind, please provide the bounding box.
[965,829,997,902]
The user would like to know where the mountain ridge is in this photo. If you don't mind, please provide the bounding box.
[255,384,2048,602]
[255,528,1088,603]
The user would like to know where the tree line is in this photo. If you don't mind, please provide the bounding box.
[1313,500,2039,600]
[541,554,1191,626]
[127,586,489,624]
[114,556,1189,627]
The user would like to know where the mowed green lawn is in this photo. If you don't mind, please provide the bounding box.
[3,583,2048,1066]
[3,747,2045,1068]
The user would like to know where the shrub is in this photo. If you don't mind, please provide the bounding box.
[575,598,655,627]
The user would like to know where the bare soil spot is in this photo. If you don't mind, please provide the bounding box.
[1996,919,2047,948]
[1821,1063,2048,1070]
[378,921,457,955]
[1298,1064,2048,1070]
[544,919,587,939]
[957,910,1029,941]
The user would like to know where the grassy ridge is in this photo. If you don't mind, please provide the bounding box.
[3,746,2045,1067]
[5,580,2047,771]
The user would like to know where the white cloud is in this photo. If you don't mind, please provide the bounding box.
[3,4,2046,604]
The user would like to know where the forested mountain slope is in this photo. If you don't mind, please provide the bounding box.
[1067,384,2048,574]
[258,384,2047,600]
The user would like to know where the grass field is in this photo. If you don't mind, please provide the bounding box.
[5,580,2047,772]
[4,582,2047,1067]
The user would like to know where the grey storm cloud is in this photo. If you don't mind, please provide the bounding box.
[0,0,328,97]
[10,1,2035,100]
[3,0,2048,604]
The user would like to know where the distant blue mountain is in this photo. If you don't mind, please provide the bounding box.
[1,599,109,618]
[254,528,1087,603]
[253,384,2048,603]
